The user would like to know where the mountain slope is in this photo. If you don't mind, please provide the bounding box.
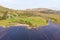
[0,6,60,28]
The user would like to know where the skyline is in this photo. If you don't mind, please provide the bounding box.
[0,0,60,10]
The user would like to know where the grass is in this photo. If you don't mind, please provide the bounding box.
[19,17,47,27]
[47,14,60,25]
[0,16,47,28]
[37,13,60,25]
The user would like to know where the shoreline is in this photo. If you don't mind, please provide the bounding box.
[0,23,48,29]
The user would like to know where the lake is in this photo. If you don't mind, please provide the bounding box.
[0,22,60,40]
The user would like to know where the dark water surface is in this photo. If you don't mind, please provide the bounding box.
[0,22,60,40]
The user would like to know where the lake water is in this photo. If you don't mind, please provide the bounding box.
[0,22,60,40]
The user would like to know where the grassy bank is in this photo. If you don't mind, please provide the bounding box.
[0,16,47,28]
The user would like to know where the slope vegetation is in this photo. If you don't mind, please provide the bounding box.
[0,6,60,28]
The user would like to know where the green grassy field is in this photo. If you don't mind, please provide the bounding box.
[0,16,47,28]
[19,17,47,27]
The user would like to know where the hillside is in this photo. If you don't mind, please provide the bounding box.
[0,6,60,28]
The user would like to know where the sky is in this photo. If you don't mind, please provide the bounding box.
[0,0,60,10]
